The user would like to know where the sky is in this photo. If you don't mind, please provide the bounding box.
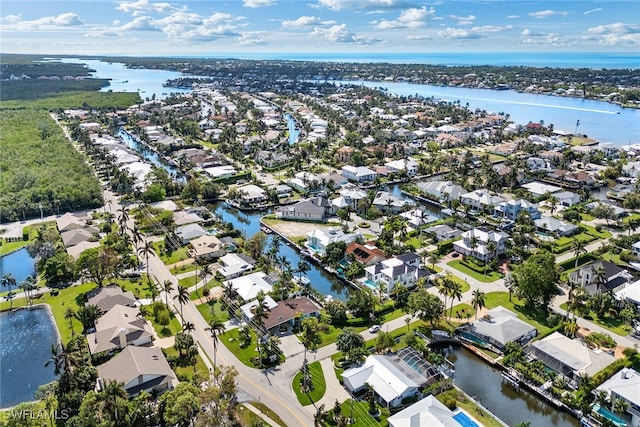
[1,0,639,56]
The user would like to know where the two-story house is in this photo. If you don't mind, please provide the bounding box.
[364,253,428,293]
[569,260,634,296]
[494,199,541,221]
[453,227,508,262]
[341,165,377,183]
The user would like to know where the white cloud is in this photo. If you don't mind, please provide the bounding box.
[406,34,430,40]
[310,23,382,44]
[1,14,22,24]
[313,0,412,12]
[2,12,86,30]
[117,0,176,16]
[449,14,475,26]
[521,28,545,37]
[375,6,435,30]
[242,0,275,8]
[521,33,567,47]
[282,16,322,28]
[237,32,269,45]
[586,23,640,46]
[120,16,160,31]
[472,25,512,34]
[528,10,568,19]
[586,22,639,35]
[506,15,520,19]
[35,13,85,26]
[153,10,202,26]
[437,27,480,39]
[584,8,602,15]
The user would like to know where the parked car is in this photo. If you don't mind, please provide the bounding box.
[369,325,381,333]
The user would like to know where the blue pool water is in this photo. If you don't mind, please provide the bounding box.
[594,404,626,427]
[453,411,479,427]
[0,248,37,290]
[363,279,378,290]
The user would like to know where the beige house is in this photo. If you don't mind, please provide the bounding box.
[97,346,178,397]
[87,305,154,355]
[189,234,226,260]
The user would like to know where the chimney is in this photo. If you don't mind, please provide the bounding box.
[118,328,128,348]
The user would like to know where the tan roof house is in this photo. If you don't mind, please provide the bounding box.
[87,305,154,355]
[86,285,136,312]
[189,234,226,260]
[96,346,177,397]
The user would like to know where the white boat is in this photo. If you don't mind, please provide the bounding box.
[294,275,310,285]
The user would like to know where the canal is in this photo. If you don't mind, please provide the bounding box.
[449,347,579,427]
[117,128,184,181]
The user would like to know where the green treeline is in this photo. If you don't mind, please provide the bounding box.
[0,90,141,109]
[0,109,103,222]
[0,79,111,101]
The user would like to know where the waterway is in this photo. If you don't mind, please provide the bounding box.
[337,80,640,147]
[449,347,579,427]
[284,114,300,145]
[117,128,184,181]
[0,307,59,408]
[0,248,37,291]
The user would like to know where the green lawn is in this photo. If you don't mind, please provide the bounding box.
[249,402,287,427]
[317,323,368,348]
[447,260,504,283]
[559,303,630,336]
[189,278,221,301]
[178,275,198,289]
[449,303,477,323]
[220,327,259,367]
[324,399,389,427]
[483,292,557,336]
[147,307,182,338]
[0,282,96,344]
[163,346,209,382]
[152,241,191,265]
[196,300,230,324]
[0,239,29,256]
[170,263,198,275]
[292,361,327,406]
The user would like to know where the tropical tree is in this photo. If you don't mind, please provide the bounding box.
[446,280,463,321]
[76,304,103,332]
[97,380,128,422]
[173,285,190,325]
[300,317,322,361]
[4,291,16,310]
[471,290,486,320]
[571,238,587,270]
[592,265,607,295]
[1,273,16,291]
[162,280,174,308]
[205,318,226,367]
[137,240,155,281]
[45,343,76,376]
[198,264,213,296]
[182,321,195,334]
[64,307,77,336]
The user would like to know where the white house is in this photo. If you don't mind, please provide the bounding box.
[416,181,465,202]
[217,253,257,279]
[596,368,640,427]
[364,253,428,292]
[237,184,267,204]
[494,199,541,221]
[341,165,377,183]
[225,272,273,302]
[306,228,361,257]
[632,241,640,259]
[385,158,419,176]
[460,189,506,211]
[388,395,470,427]
[453,227,508,261]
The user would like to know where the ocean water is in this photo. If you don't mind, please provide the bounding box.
[181,52,640,69]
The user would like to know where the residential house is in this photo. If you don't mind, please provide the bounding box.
[456,306,537,352]
[460,189,506,211]
[66,240,101,259]
[306,228,362,257]
[364,253,429,292]
[86,285,136,312]
[189,234,226,260]
[385,158,419,176]
[553,191,581,207]
[61,227,99,248]
[534,217,578,237]
[172,210,203,226]
[286,172,322,194]
[336,146,354,163]
[332,187,367,212]
[175,223,208,244]
[341,165,377,183]
[204,165,237,179]
[521,182,562,198]
[96,346,178,397]
[217,253,256,280]
[262,297,321,335]
[87,305,155,355]
[569,260,634,295]
[526,332,616,383]
[225,272,273,302]
[595,368,640,427]
[346,243,386,267]
[495,199,541,221]
[416,181,465,203]
[342,348,440,409]
[633,241,640,259]
[400,208,439,228]
[372,191,407,214]
[615,280,640,310]
[256,150,291,169]
[388,395,469,427]
[424,224,462,242]
[526,157,554,172]
[453,227,508,262]
[56,212,91,233]
[237,184,267,205]
[275,197,331,222]
[240,295,279,322]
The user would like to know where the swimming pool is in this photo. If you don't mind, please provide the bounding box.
[453,410,479,427]
[593,404,626,427]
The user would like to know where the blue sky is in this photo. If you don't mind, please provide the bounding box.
[1,0,639,56]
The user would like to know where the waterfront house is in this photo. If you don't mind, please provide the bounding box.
[494,199,541,221]
[275,197,331,222]
[237,184,267,205]
[217,253,256,280]
[346,243,386,267]
[86,285,136,312]
[569,260,634,295]
[287,172,322,194]
[332,187,368,212]
[175,223,208,245]
[455,306,537,352]
[416,180,465,203]
[240,295,279,322]
[87,305,155,355]
[400,208,439,229]
[341,165,377,183]
[204,165,237,179]
[521,182,562,198]
[189,234,226,260]
[225,272,273,302]
[388,395,465,427]
[453,227,508,262]
[526,332,616,383]
[553,191,581,207]
[262,297,321,335]
[342,348,440,409]
[534,217,578,237]
[460,189,506,211]
[306,228,362,257]
[595,368,640,427]
[364,253,429,292]
[372,191,407,214]
[424,224,462,242]
[96,346,177,397]
[385,158,419,176]
[172,210,204,226]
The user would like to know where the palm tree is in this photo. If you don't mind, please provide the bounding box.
[137,241,155,282]
[4,291,16,310]
[198,264,213,296]
[613,398,629,421]
[296,260,311,286]
[45,343,76,376]
[427,253,441,272]
[129,225,143,247]
[469,235,479,259]
[19,276,36,306]
[592,265,607,295]
[563,319,579,338]
[117,205,129,235]
[162,280,174,308]
[64,307,76,336]
[437,278,452,314]
[571,238,587,270]
[98,380,128,422]
[471,290,486,320]
[173,285,190,325]
[447,280,464,321]
[205,318,226,366]
[485,240,497,274]
[182,321,195,334]
[145,280,159,302]
[1,273,16,291]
